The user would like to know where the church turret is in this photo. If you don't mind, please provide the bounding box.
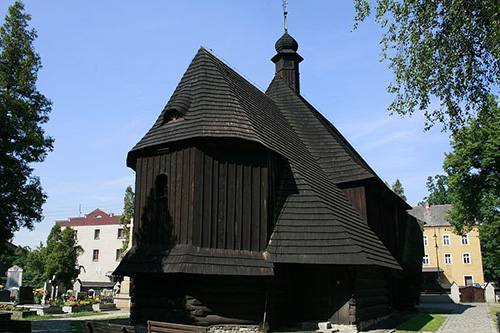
[271,7,303,94]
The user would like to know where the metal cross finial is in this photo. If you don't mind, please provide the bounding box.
[282,0,288,32]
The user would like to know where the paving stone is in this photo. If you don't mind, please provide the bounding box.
[437,303,497,333]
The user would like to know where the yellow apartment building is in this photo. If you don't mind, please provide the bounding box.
[409,204,485,288]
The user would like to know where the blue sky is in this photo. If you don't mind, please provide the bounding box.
[5,1,451,248]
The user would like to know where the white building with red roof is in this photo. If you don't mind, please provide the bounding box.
[56,208,125,285]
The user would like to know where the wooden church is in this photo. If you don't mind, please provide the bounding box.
[114,30,423,329]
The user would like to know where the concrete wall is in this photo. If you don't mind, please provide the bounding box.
[423,226,484,287]
[73,224,124,282]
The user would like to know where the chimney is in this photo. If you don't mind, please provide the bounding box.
[271,32,303,94]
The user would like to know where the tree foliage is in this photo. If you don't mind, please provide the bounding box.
[0,1,53,243]
[421,174,450,206]
[389,179,407,201]
[354,0,500,131]
[0,243,46,287]
[444,96,500,281]
[119,185,134,254]
[44,225,82,287]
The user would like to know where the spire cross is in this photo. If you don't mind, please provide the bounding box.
[282,0,288,32]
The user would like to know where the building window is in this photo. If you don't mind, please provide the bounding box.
[463,253,471,264]
[461,234,469,245]
[443,234,450,246]
[444,253,452,265]
[94,229,100,240]
[464,275,474,286]
[423,235,428,247]
[93,249,99,261]
[118,228,124,239]
[116,249,121,261]
[423,254,430,265]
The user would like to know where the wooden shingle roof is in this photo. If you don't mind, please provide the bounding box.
[126,47,401,272]
[266,76,376,184]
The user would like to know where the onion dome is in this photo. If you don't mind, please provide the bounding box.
[275,32,298,52]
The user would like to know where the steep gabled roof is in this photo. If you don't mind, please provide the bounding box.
[266,76,375,184]
[126,47,400,271]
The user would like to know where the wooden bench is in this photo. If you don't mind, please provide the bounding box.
[147,320,209,333]
[83,320,135,333]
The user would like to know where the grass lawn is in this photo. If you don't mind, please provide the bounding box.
[396,313,446,332]
[488,303,500,327]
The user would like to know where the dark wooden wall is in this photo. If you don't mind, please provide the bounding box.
[271,264,354,325]
[353,266,389,323]
[131,274,269,325]
[341,180,404,264]
[133,143,270,252]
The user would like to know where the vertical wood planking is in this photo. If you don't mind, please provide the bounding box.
[175,150,183,242]
[170,152,177,240]
[251,166,261,251]
[218,161,227,249]
[152,155,161,244]
[192,148,202,246]
[134,158,143,246]
[226,163,236,249]
[145,156,154,244]
[188,147,201,246]
[242,164,252,250]
[260,165,268,251]
[164,153,171,245]
[203,154,213,248]
[211,158,219,248]
[235,163,243,250]
[181,148,190,244]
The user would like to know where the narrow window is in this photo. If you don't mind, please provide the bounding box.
[117,228,124,239]
[116,249,121,261]
[93,249,99,261]
[461,234,469,245]
[94,229,100,240]
[443,234,450,246]
[444,253,452,265]
[463,253,471,264]
[423,254,430,265]
[423,235,428,246]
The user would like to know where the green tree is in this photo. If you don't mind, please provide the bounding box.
[421,175,450,206]
[354,0,500,131]
[44,225,82,287]
[0,243,46,287]
[119,185,134,254]
[0,1,53,244]
[388,179,407,201]
[23,243,46,287]
[444,95,500,281]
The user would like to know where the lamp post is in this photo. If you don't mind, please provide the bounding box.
[434,231,441,286]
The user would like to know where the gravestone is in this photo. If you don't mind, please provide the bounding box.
[5,265,22,290]
[73,279,82,293]
[18,286,34,305]
[485,282,497,303]
[450,282,460,303]
[0,290,10,302]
